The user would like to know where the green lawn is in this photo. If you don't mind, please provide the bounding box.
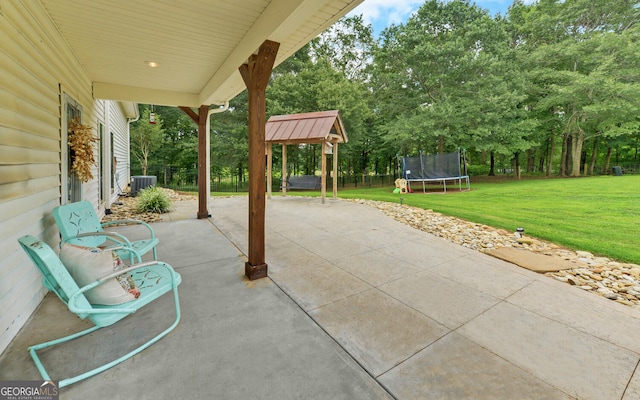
[330,175,640,265]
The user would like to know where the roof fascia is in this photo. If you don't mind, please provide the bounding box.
[94,82,200,107]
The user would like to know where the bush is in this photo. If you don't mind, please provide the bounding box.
[135,186,172,213]
[466,164,491,176]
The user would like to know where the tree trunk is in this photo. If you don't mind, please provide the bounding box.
[489,151,495,176]
[603,147,613,173]
[538,156,545,174]
[547,132,555,177]
[588,138,598,176]
[526,149,535,173]
[439,135,444,154]
[560,132,569,177]
[570,130,585,177]
[513,153,521,180]
[163,159,168,185]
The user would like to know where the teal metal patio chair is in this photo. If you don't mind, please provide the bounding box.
[18,235,181,388]
[53,200,159,263]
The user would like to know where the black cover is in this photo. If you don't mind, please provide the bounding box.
[402,152,462,180]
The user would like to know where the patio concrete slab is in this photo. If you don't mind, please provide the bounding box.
[331,250,421,287]
[507,278,640,354]
[4,196,640,399]
[0,217,391,400]
[209,196,640,399]
[380,270,501,329]
[457,301,638,400]
[427,253,537,299]
[623,367,640,400]
[378,331,573,400]
[377,238,469,270]
[270,261,370,311]
[309,288,449,377]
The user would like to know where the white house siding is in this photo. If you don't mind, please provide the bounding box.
[0,1,132,353]
[108,102,132,204]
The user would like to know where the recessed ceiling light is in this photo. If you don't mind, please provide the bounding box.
[145,61,159,68]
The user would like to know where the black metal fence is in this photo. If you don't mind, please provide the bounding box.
[164,174,397,193]
[133,162,639,194]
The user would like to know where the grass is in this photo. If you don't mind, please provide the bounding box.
[331,175,640,265]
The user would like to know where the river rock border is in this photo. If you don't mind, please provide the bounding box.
[350,199,640,308]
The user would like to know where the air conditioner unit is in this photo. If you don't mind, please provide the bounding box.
[131,175,157,196]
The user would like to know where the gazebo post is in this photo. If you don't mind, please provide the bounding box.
[239,39,279,281]
[281,144,287,197]
[333,141,339,199]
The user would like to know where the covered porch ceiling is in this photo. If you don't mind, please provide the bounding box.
[39,0,364,107]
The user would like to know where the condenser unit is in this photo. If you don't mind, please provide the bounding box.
[131,175,157,196]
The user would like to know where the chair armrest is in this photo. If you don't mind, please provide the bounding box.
[68,261,179,315]
[102,219,156,239]
[67,231,134,247]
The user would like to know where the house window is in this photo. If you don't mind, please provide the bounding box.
[65,96,82,203]
[99,122,105,203]
[111,132,116,193]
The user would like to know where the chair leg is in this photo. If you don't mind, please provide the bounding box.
[29,325,102,383]
[29,285,180,388]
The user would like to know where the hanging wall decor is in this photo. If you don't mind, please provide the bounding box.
[68,118,98,182]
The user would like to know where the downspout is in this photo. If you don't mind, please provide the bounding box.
[105,102,138,215]
[205,102,230,212]
[126,110,140,193]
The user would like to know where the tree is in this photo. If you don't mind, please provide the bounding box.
[509,0,640,176]
[130,108,164,175]
[372,0,534,172]
[310,15,375,81]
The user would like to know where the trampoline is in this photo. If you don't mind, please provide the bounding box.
[401,151,470,193]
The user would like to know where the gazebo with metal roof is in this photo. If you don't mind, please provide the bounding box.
[265,110,348,203]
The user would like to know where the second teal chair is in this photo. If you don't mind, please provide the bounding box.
[53,200,158,263]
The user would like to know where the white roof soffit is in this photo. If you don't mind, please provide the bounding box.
[39,0,364,107]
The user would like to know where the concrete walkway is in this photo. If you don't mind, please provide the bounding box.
[2,196,640,399]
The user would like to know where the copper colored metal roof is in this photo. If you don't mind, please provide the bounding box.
[265,110,347,144]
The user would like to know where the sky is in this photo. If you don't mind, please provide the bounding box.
[349,0,516,36]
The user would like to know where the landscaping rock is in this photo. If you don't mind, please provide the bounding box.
[350,199,640,308]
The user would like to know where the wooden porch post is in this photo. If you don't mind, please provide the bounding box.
[239,40,279,280]
[178,105,210,219]
[267,143,272,199]
[196,105,209,219]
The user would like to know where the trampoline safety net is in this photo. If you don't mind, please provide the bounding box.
[402,152,464,180]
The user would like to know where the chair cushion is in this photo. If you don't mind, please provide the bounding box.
[60,244,139,305]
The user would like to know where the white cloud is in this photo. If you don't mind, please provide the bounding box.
[349,0,538,35]
[349,0,423,31]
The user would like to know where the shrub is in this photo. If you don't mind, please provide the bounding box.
[135,186,172,213]
[466,164,491,176]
